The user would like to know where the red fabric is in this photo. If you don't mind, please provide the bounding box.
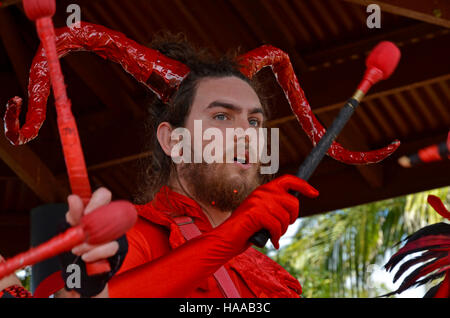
[0,285,33,298]
[435,271,450,298]
[174,216,241,298]
[427,195,450,220]
[33,270,64,298]
[109,175,317,298]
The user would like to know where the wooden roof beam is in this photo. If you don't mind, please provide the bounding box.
[343,0,450,28]
[62,53,144,119]
[0,8,33,94]
[317,112,385,189]
[266,74,450,129]
[45,12,146,120]
[294,131,450,217]
[299,30,450,113]
[0,0,21,9]
[0,126,70,203]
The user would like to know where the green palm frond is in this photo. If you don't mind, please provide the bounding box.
[273,186,450,298]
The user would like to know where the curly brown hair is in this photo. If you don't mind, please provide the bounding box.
[134,33,270,204]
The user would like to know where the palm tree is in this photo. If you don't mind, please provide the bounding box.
[270,186,450,298]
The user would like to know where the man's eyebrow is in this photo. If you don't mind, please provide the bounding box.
[249,107,264,115]
[207,101,264,115]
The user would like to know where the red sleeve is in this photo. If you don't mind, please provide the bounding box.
[116,217,171,275]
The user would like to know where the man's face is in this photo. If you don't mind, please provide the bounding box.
[177,76,265,211]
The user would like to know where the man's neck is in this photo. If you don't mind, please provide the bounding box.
[167,178,231,228]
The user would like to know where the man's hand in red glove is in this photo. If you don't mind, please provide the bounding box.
[213,174,319,251]
[109,175,318,297]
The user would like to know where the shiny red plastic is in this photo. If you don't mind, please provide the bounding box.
[4,24,398,166]
[3,22,189,146]
[0,226,85,280]
[427,195,450,221]
[238,45,400,164]
[0,200,137,280]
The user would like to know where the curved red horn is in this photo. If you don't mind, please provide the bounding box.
[3,22,190,146]
[428,195,450,221]
[238,45,400,165]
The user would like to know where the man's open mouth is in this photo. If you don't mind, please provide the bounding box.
[234,157,248,164]
[232,151,252,169]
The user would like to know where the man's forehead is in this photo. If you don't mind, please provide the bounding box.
[193,77,262,112]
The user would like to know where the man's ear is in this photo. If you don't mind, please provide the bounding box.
[157,122,175,157]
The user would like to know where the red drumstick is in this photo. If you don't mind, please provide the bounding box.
[22,0,92,205]
[22,0,106,274]
[250,41,401,247]
[0,201,137,280]
[357,41,401,94]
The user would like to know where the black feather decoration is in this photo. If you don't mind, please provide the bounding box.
[382,224,450,297]
[393,250,446,283]
[382,196,450,297]
[403,223,450,244]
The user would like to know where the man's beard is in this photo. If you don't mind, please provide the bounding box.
[177,162,263,212]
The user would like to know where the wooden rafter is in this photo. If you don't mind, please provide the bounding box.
[267,74,450,127]
[0,126,70,203]
[74,27,450,187]
[343,0,450,28]
[62,53,144,119]
[46,9,146,120]
[296,131,450,217]
[0,8,33,94]
[0,0,21,9]
[318,111,385,188]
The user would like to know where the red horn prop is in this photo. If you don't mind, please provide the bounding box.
[428,195,450,221]
[5,23,399,165]
[237,45,400,165]
[4,22,189,146]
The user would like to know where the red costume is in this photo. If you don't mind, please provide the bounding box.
[109,186,302,298]
[1,1,401,298]
[0,285,32,298]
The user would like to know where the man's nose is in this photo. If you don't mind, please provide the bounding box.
[233,134,251,146]
[233,121,252,145]
[235,116,252,131]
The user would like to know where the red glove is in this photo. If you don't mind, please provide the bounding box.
[214,175,319,250]
[109,175,318,297]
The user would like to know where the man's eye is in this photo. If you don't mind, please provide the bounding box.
[214,114,228,121]
[249,118,260,127]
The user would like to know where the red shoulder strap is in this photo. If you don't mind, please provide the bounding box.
[174,216,241,298]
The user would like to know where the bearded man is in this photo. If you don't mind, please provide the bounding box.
[65,34,318,298]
